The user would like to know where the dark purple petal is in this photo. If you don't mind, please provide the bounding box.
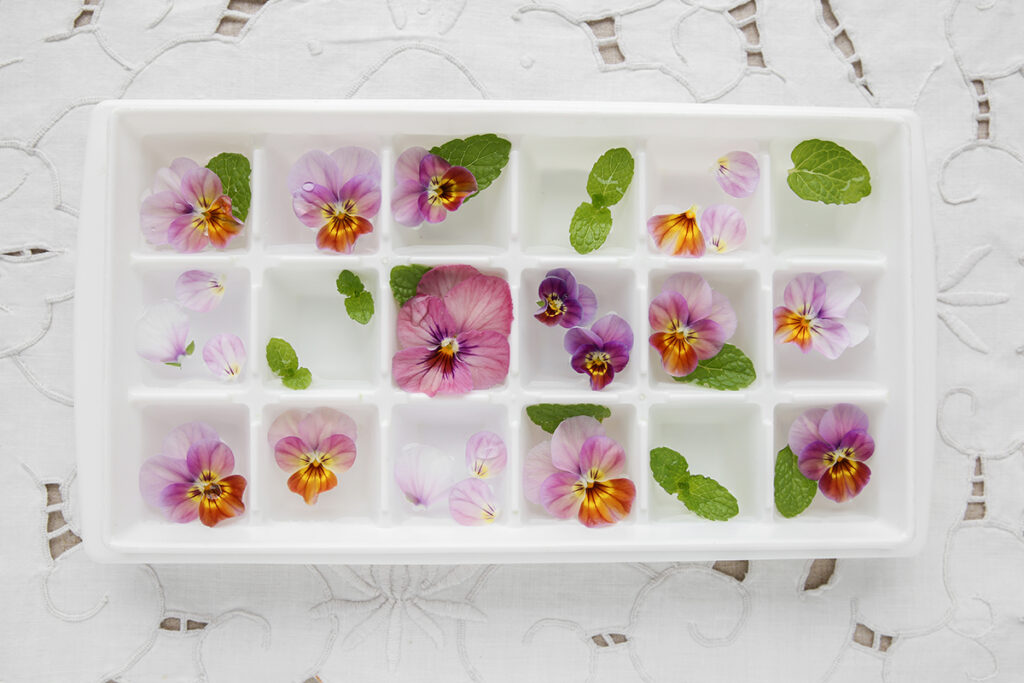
[564,327,603,355]
[559,297,584,328]
[592,313,633,352]
[418,153,452,186]
[545,268,578,296]
[602,341,631,372]
[797,440,834,481]
[838,429,875,462]
[538,275,571,301]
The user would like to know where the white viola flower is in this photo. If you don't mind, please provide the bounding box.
[394,443,453,510]
[135,302,192,366]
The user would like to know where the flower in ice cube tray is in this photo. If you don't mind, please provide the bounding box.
[395,443,454,510]
[139,422,247,527]
[449,478,499,526]
[135,301,193,366]
[466,430,507,479]
[534,268,597,329]
[713,150,760,198]
[789,403,874,502]
[267,408,358,505]
[524,416,635,528]
[702,204,747,253]
[175,270,226,312]
[202,333,246,380]
[648,206,706,257]
[392,265,512,397]
[140,157,243,252]
[288,147,382,253]
[391,147,478,226]
[648,273,737,377]
[774,271,868,359]
[563,313,633,391]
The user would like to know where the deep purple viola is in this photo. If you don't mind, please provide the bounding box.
[534,268,597,329]
[564,313,634,391]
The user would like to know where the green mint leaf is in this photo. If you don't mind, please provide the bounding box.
[344,290,374,325]
[787,139,871,205]
[774,446,817,518]
[184,340,195,356]
[569,202,613,255]
[266,337,299,376]
[526,403,612,434]
[650,447,691,495]
[206,152,252,221]
[429,134,511,201]
[586,147,634,208]
[281,367,312,390]
[673,344,756,391]
[678,475,739,521]
[389,265,432,306]
[336,269,365,297]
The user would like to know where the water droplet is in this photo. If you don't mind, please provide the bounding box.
[307,40,323,56]
[302,182,315,192]
[520,55,535,69]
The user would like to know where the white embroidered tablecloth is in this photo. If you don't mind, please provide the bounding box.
[3,1,1023,680]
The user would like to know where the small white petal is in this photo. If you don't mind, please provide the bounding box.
[135,302,190,365]
[395,443,453,510]
[175,270,226,312]
[465,431,507,479]
[202,333,247,380]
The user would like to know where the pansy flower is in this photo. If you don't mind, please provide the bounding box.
[175,270,226,312]
[395,443,454,509]
[564,313,633,391]
[649,273,737,377]
[524,416,635,528]
[140,157,243,252]
[648,206,706,257]
[534,268,597,328]
[267,408,358,505]
[392,265,512,397]
[449,478,499,526]
[774,272,868,359]
[136,302,192,366]
[713,150,760,198]
[288,147,381,253]
[789,404,874,502]
[139,422,247,527]
[391,147,477,226]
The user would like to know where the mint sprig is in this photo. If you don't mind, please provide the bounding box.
[389,265,432,306]
[266,337,311,390]
[787,139,871,205]
[672,344,756,391]
[650,447,739,521]
[336,270,374,325]
[429,134,511,201]
[569,147,634,254]
[526,403,612,434]
[206,152,251,221]
[569,202,613,255]
[774,446,818,518]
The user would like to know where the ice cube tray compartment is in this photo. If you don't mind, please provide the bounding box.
[76,101,933,563]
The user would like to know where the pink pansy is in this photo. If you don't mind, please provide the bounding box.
[525,416,636,528]
[774,271,868,359]
[788,404,874,503]
[465,431,507,479]
[649,273,737,377]
[394,443,454,509]
[713,151,760,198]
[267,408,358,505]
[288,147,381,253]
[175,270,226,312]
[449,478,499,526]
[202,333,246,380]
[139,422,247,527]
[135,302,192,366]
[391,147,478,227]
[392,265,513,397]
[701,204,747,253]
[140,157,244,252]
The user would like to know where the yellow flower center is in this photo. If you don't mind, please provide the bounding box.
[584,351,611,377]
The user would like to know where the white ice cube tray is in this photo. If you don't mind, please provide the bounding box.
[76,100,934,563]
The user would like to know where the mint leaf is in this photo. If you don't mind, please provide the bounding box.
[569,202,613,254]
[526,403,612,434]
[336,269,365,297]
[673,344,756,391]
[266,338,299,376]
[774,446,817,518]
[281,367,312,390]
[650,447,690,494]
[787,139,871,205]
[429,134,511,200]
[389,265,432,306]
[587,147,634,208]
[678,475,739,521]
[344,290,374,325]
[184,340,195,356]
[206,152,252,221]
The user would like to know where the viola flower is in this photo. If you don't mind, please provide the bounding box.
[395,443,453,509]
[267,408,357,505]
[714,151,760,198]
[140,157,243,252]
[649,273,737,377]
[449,478,499,526]
[789,404,874,503]
[534,268,597,328]
[288,147,381,253]
[139,422,247,527]
[524,416,635,528]
[135,302,192,366]
[702,204,747,253]
[392,265,512,397]
[391,147,477,227]
[202,333,246,380]
[648,206,706,257]
[564,314,633,391]
[774,272,868,359]
[465,431,507,479]
[175,270,226,312]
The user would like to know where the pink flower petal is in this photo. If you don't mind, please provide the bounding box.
[591,313,634,351]
[702,204,747,253]
[818,271,861,320]
[274,435,312,472]
[396,295,455,350]
[288,149,343,198]
[202,333,246,380]
[152,157,199,195]
[418,153,452,186]
[418,191,449,223]
[135,302,190,364]
[578,435,627,480]
[267,410,303,448]
[662,273,713,321]
[454,330,510,390]
[175,270,226,312]
[539,471,585,519]
[320,433,358,475]
[466,431,507,479]
[166,213,209,253]
[563,326,603,355]
[337,173,382,217]
[783,274,826,318]
[186,440,235,479]
[159,482,200,523]
[417,264,480,299]
[140,190,187,245]
[577,285,598,327]
[524,441,559,505]
[162,421,220,460]
[796,440,835,481]
[707,291,738,341]
[395,147,429,185]
[818,403,871,446]
[449,478,499,525]
[395,443,453,509]
[297,407,358,451]
[787,408,827,458]
[392,345,473,396]
[838,429,875,462]
[648,291,690,332]
[714,151,760,198]
[330,146,381,186]
[684,318,726,360]
[139,455,192,504]
[180,167,224,207]
[808,318,851,359]
[550,416,605,474]
[443,274,513,336]
[391,180,426,226]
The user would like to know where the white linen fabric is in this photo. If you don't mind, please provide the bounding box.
[2,0,1023,680]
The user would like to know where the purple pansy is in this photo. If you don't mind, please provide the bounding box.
[789,404,874,503]
[648,273,737,377]
[534,268,598,329]
[774,271,868,359]
[391,147,478,227]
[564,313,634,391]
